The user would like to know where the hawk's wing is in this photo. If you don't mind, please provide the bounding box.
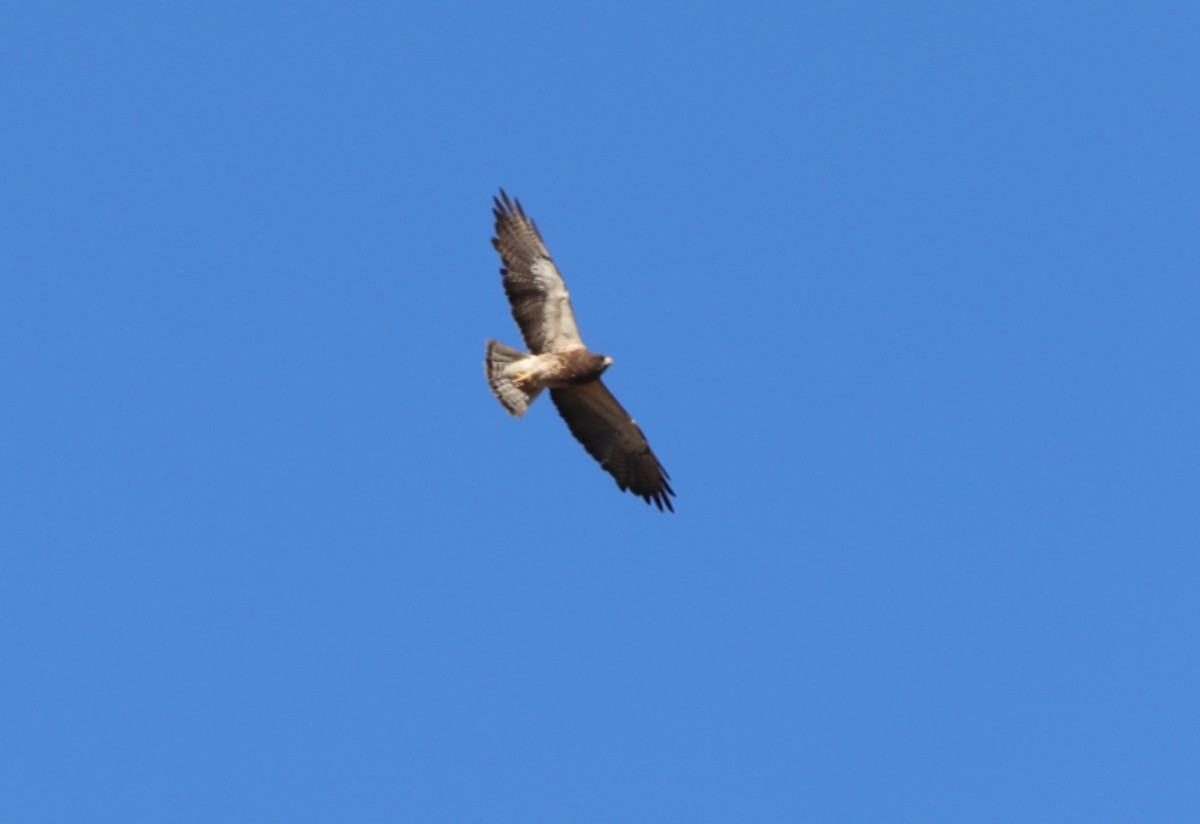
[492,190,583,354]
[550,382,675,512]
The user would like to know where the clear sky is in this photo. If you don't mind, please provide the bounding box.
[3,2,1197,821]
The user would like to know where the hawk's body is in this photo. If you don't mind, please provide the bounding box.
[484,190,675,512]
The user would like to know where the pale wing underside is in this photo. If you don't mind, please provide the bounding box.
[550,381,675,512]
[492,190,583,354]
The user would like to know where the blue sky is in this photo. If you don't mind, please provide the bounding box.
[3,2,1197,820]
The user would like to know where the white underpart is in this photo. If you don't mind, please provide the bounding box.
[502,352,565,391]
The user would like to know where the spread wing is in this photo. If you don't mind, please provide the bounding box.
[550,382,675,512]
[492,190,583,354]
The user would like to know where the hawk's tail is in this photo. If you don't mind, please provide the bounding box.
[485,340,541,417]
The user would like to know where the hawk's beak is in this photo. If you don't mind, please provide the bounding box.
[602,356,613,366]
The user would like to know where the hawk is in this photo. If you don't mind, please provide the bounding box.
[484,190,675,512]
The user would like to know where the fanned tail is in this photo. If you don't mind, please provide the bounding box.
[485,340,541,416]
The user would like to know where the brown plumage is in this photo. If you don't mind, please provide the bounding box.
[483,190,675,512]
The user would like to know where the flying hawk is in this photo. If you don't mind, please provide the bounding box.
[484,190,675,512]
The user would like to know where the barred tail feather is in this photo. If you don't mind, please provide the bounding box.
[485,340,541,416]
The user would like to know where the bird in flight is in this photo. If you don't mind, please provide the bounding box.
[484,190,675,512]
